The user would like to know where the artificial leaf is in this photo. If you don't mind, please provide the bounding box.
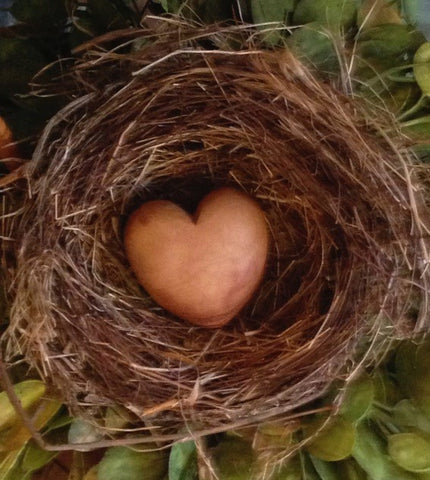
[104,407,130,430]
[159,0,182,14]
[372,369,402,406]
[251,0,295,24]
[213,437,255,480]
[336,458,368,480]
[168,440,198,480]
[387,83,421,114]
[360,74,421,114]
[0,398,62,451]
[0,380,46,432]
[43,410,73,434]
[391,399,430,434]
[0,449,24,480]
[414,41,430,96]
[251,0,295,44]
[404,0,430,40]
[286,23,339,74]
[304,415,355,462]
[357,0,403,30]
[272,455,302,480]
[352,420,416,480]
[401,0,419,24]
[388,432,430,473]
[413,143,430,162]
[97,446,168,480]
[20,441,58,474]
[254,420,297,450]
[293,0,357,29]
[302,454,323,480]
[402,115,430,139]
[309,454,339,480]
[2,441,58,480]
[339,372,375,423]
[395,338,430,416]
[357,24,426,67]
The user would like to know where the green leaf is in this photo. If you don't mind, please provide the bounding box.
[159,0,183,14]
[0,449,24,480]
[169,440,198,480]
[358,24,426,67]
[308,454,339,480]
[251,0,295,23]
[413,143,430,162]
[254,421,296,450]
[104,407,130,430]
[213,437,255,480]
[414,42,430,96]
[402,115,430,139]
[402,0,419,24]
[416,0,430,40]
[352,420,417,480]
[10,0,67,27]
[404,0,430,40]
[286,23,339,74]
[20,441,58,475]
[418,472,430,480]
[388,432,430,473]
[251,0,295,44]
[391,399,430,434]
[272,455,302,480]
[293,0,357,29]
[304,415,355,462]
[302,453,323,480]
[97,446,168,480]
[43,410,73,434]
[395,338,430,416]
[336,458,368,480]
[0,380,46,432]
[0,398,62,452]
[339,373,375,423]
[357,0,403,31]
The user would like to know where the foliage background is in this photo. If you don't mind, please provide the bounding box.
[1,1,430,479]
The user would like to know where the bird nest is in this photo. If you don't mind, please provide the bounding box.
[2,21,430,443]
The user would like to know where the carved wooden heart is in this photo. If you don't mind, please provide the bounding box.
[124,188,269,328]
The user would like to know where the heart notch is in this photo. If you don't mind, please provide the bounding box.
[124,187,269,328]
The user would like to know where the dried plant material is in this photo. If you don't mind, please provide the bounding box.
[1,19,430,444]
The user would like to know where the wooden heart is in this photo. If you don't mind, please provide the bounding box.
[124,188,269,328]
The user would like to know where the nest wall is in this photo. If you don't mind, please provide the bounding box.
[2,22,430,440]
